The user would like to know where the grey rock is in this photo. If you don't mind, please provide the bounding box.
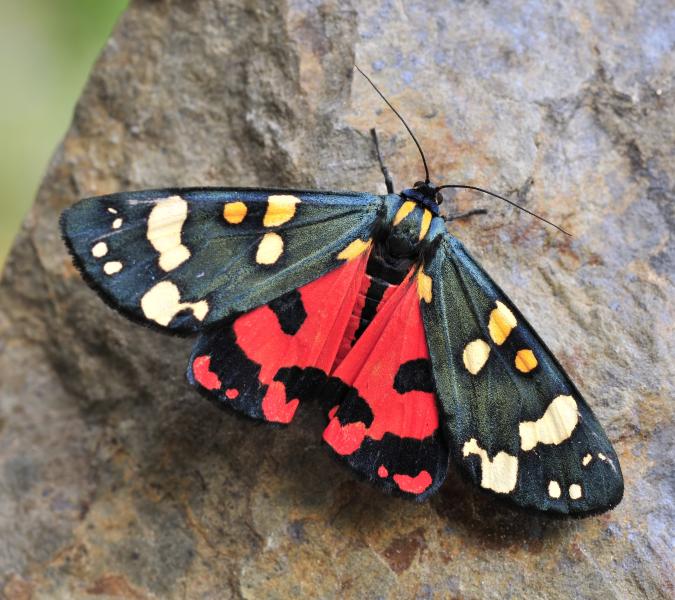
[1,1,673,598]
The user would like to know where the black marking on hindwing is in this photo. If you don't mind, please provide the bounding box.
[268,289,307,335]
[394,358,435,394]
[188,322,266,419]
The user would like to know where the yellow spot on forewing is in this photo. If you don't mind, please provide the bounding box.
[462,438,518,494]
[488,301,517,345]
[417,268,432,303]
[419,209,432,240]
[107,207,118,214]
[141,281,208,326]
[103,261,123,275]
[92,242,108,258]
[519,395,579,451]
[569,484,582,499]
[393,201,416,225]
[515,349,538,373]
[256,232,284,264]
[582,453,593,466]
[112,218,123,230]
[548,480,561,498]
[263,194,300,227]
[223,201,247,224]
[147,195,191,272]
[337,238,371,261]
[463,339,490,375]
[598,453,607,461]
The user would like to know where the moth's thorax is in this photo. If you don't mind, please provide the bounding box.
[385,199,434,258]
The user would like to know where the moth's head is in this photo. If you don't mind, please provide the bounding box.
[400,181,441,215]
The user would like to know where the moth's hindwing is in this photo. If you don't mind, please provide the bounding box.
[61,188,384,332]
[421,228,623,515]
[323,271,449,501]
[188,252,370,423]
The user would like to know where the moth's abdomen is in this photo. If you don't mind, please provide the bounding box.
[331,214,421,369]
[333,271,399,369]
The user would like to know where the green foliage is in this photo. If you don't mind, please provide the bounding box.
[0,0,127,266]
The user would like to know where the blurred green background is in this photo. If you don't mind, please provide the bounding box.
[0,0,128,267]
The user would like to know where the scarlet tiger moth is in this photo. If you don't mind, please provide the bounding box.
[60,67,622,515]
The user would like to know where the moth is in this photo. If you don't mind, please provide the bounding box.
[61,69,623,515]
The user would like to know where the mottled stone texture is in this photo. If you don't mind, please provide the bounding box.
[0,0,673,598]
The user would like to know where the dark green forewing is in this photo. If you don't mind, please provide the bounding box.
[421,222,623,515]
[61,188,385,332]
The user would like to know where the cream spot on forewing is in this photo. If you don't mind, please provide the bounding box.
[91,242,108,258]
[569,484,582,500]
[223,201,247,224]
[107,207,118,214]
[112,217,123,229]
[419,209,432,240]
[263,194,300,227]
[462,438,518,494]
[147,195,191,272]
[515,349,538,373]
[582,453,593,466]
[488,301,517,345]
[393,201,416,225]
[103,261,123,275]
[417,267,432,303]
[519,395,578,451]
[256,232,284,264]
[337,238,371,261]
[597,452,618,472]
[141,281,208,327]
[463,339,490,375]
[548,480,561,498]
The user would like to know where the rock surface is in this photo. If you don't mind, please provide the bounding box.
[1,1,673,598]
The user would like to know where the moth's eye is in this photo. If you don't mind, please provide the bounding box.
[413,181,425,188]
[435,192,444,205]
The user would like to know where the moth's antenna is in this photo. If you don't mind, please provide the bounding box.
[354,64,431,184]
[437,184,572,236]
[354,65,569,236]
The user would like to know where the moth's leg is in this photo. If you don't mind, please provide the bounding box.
[442,208,488,222]
[370,128,394,194]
